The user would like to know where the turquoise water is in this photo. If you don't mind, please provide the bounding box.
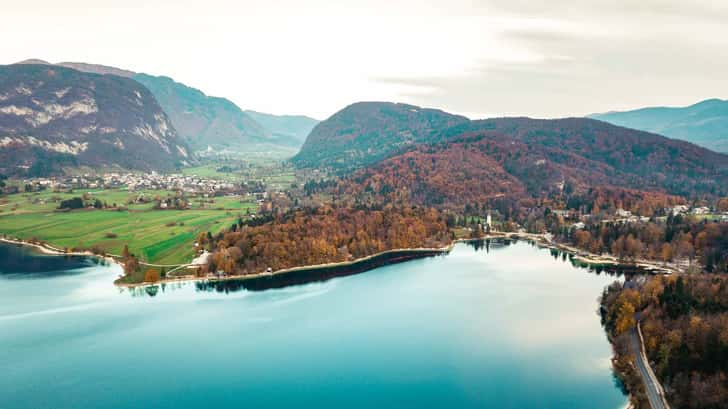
[0,240,627,408]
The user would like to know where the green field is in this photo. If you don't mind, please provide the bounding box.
[180,162,297,190]
[0,189,257,266]
[181,165,239,180]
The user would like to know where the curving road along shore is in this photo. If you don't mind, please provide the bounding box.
[630,322,671,409]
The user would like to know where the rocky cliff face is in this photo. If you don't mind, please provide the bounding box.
[14,59,311,156]
[0,64,192,175]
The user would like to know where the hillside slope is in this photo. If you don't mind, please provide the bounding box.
[132,73,275,152]
[0,64,192,175]
[15,59,304,155]
[590,99,728,153]
[336,117,728,208]
[292,102,469,170]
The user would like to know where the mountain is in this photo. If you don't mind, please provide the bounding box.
[15,59,307,154]
[131,74,278,152]
[244,110,319,147]
[58,62,136,78]
[16,59,135,78]
[291,102,469,170]
[590,99,728,153]
[325,111,728,207]
[0,64,192,175]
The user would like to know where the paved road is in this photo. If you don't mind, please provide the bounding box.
[629,324,669,409]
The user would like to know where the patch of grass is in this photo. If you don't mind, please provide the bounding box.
[0,190,255,265]
[180,165,237,180]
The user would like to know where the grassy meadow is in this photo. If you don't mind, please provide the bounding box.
[0,188,256,265]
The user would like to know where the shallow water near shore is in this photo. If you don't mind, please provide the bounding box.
[0,240,627,409]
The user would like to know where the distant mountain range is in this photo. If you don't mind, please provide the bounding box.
[590,99,728,153]
[297,102,728,202]
[13,59,319,155]
[244,110,319,148]
[0,64,192,175]
[131,73,273,152]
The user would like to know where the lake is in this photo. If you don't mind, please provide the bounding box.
[0,240,627,408]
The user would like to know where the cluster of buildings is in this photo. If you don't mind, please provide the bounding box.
[667,204,713,216]
[569,205,728,230]
[13,172,250,196]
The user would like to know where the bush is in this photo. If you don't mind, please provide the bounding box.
[58,197,84,210]
[144,269,161,283]
[105,232,118,238]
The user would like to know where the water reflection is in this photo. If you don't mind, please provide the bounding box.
[195,249,446,294]
[0,242,99,277]
[120,239,652,298]
[464,238,648,278]
[0,240,627,409]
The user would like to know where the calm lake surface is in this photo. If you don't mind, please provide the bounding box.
[0,240,627,409]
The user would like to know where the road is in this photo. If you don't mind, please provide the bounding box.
[629,323,670,409]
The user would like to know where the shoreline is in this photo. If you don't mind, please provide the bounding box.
[116,243,458,288]
[0,236,119,266]
[0,236,196,276]
[3,231,679,290]
[120,230,675,289]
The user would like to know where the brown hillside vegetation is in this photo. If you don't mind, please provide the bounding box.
[204,205,451,275]
[602,274,728,409]
[336,131,697,209]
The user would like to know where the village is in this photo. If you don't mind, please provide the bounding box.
[0,171,271,200]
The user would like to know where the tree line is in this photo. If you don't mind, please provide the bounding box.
[602,275,728,409]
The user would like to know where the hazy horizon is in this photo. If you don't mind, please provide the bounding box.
[4,0,728,120]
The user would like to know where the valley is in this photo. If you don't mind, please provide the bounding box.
[2,59,728,409]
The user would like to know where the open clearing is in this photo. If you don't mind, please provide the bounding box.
[0,189,256,265]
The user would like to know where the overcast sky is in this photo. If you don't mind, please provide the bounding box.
[3,0,727,119]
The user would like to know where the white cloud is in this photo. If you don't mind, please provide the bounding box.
[2,0,727,119]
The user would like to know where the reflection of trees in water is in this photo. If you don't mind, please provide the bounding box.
[466,238,647,278]
[145,285,159,297]
[195,250,445,294]
[124,240,651,298]
[126,283,171,298]
[465,238,515,253]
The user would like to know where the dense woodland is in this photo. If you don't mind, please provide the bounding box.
[602,275,728,408]
[201,205,451,275]
[563,216,728,273]
[334,129,726,211]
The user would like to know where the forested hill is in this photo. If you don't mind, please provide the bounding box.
[590,98,728,153]
[291,101,469,170]
[334,116,728,209]
[0,64,192,176]
[455,117,728,196]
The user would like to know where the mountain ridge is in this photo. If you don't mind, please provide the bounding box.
[590,98,728,153]
[0,63,192,175]
[292,101,469,169]
[13,59,317,153]
[299,101,728,205]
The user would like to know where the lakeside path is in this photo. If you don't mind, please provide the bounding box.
[630,322,671,409]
